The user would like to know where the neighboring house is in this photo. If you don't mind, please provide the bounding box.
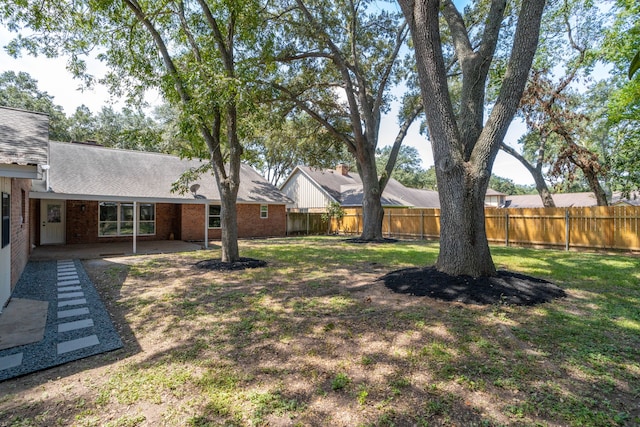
[0,107,48,312]
[505,192,599,208]
[611,191,640,206]
[280,165,440,211]
[485,188,507,207]
[29,141,292,248]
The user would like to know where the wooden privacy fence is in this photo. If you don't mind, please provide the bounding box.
[330,206,640,252]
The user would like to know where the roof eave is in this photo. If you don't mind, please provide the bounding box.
[0,164,41,179]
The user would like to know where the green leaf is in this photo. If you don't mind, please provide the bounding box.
[629,50,640,79]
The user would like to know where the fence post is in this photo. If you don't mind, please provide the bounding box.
[565,208,570,251]
[306,212,310,236]
[505,210,509,247]
[388,209,392,238]
[421,210,425,240]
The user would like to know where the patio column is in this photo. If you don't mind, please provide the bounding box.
[133,201,137,254]
[204,203,209,249]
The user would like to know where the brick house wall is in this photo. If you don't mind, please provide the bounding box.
[65,201,181,244]
[181,204,206,241]
[182,203,287,241]
[10,178,31,288]
[59,200,286,244]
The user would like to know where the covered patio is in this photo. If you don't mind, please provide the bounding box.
[29,240,219,261]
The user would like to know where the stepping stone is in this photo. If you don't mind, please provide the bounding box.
[58,298,87,307]
[57,307,90,319]
[58,319,94,333]
[57,335,99,355]
[58,279,80,286]
[57,265,76,270]
[58,292,85,299]
[57,263,75,268]
[0,353,23,371]
[57,273,78,278]
[57,286,82,292]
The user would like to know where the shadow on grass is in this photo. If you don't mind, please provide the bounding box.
[3,239,639,426]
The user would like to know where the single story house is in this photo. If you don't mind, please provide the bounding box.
[29,141,293,250]
[280,164,441,211]
[0,107,48,312]
[504,191,640,208]
[485,188,507,207]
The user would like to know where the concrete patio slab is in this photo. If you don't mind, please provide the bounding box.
[0,299,49,351]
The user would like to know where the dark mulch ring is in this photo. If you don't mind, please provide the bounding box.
[381,267,566,306]
[195,257,267,271]
[344,237,399,244]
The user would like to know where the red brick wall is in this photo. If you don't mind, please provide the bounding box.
[10,178,31,288]
[183,203,287,241]
[181,204,206,241]
[62,201,287,244]
[237,204,287,238]
[66,201,181,244]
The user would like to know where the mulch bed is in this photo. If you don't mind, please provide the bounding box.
[381,267,566,306]
[344,238,399,244]
[195,258,267,271]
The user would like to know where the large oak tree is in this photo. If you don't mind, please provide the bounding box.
[2,0,269,262]
[398,0,546,276]
[271,0,422,240]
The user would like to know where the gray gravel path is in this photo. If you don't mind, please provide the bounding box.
[0,259,122,381]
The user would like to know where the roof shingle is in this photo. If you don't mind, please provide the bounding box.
[0,106,48,166]
[31,141,291,204]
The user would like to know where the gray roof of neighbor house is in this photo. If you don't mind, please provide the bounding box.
[486,188,507,196]
[0,106,48,166]
[286,165,440,208]
[611,191,640,206]
[506,192,600,208]
[31,141,292,204]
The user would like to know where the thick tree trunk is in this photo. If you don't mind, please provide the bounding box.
[436,165,496,276]
[584,172,609,206]
[359,156,385,241]
[219,180,240,262]
[534,175,556,208]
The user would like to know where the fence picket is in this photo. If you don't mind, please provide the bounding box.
[288,206,640,251]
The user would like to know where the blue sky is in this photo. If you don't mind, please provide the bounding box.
[0,3,534,185]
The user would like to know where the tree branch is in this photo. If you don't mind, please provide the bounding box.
[271,81,357,153]
[380,102,424,191]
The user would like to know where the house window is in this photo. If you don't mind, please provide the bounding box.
[99,202,155,237]
[260,205,268,219]
[209,205,221,228]
[1,192,9,248]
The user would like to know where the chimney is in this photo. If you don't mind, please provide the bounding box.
[336,164,349,176]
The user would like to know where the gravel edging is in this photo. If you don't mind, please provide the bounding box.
[0,260,123,381]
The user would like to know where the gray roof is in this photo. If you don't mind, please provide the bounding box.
[290,165,440,208]
[611,191,640,206]
[0,106,48,166]
[506,192,599,208]
[486,188,506,196]
[31,141,292,204]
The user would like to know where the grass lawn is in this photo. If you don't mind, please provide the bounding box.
[1,236,639,426]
